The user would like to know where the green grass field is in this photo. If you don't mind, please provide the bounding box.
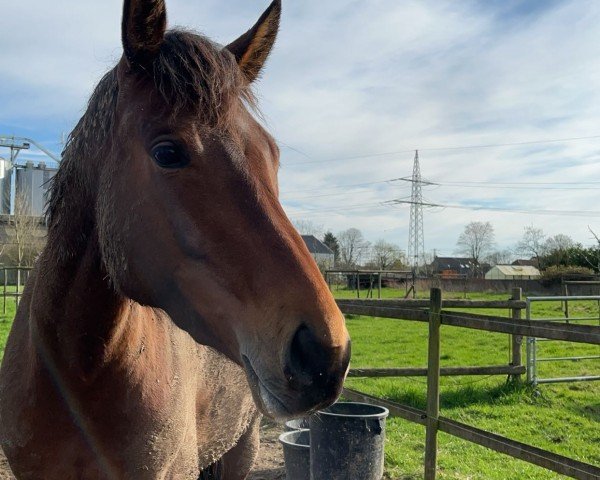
[0,289,597,479]
[335,287,600,479]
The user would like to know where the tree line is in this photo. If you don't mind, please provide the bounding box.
[294,220,406,270]
[456,221,600,274]
[297,218,600,276]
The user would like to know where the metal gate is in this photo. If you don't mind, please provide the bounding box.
[526,295,600,385]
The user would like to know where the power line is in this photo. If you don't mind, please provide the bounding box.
[283,177,405,196]
[285,200,387,216]
[430,183,600,191]
[388,199,600,218]
[435,180,600,185]
[287,195,600,220]
[284,178,600,204]
[281,134,600,167]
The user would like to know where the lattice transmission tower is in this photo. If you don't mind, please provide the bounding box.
[407,150,425,272]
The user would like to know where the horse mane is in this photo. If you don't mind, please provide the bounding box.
[46,30,255,256]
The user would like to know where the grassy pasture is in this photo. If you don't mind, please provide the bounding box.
[337,287,600,479]
[0,290,597,479]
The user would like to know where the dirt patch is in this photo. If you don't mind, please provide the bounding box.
[0,420,285,479]
[248,419,286,480]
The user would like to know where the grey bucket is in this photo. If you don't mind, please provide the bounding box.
[279,429,310,480]
[309,402,389,480]
[284,417,311,432]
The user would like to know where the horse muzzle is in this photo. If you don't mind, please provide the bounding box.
[242,325,351,419]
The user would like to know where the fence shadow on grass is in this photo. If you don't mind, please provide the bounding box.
[383,380,534,411]
[571,402,600,422]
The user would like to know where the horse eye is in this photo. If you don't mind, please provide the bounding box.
[151,142,189,169]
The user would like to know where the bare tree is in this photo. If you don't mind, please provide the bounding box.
[456,221,495,268]
[370,239,405,270]
[485,249,513,266]
[544,234,574,252]
[337,228,370,268]
[516,225,546,268]
[4,191,44,284]
[585,226,600,272]
[543,234,574,266]
[293,219,324,239]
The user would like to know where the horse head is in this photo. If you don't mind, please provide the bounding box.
[95,0,350,419]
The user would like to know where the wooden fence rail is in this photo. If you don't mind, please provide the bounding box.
[339,288,600,479]
[348,365,526,378]
[337,301,600,344]
[337,298,527,309]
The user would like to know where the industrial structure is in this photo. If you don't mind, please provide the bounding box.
[407,150,425,272]
[0,136,59,217]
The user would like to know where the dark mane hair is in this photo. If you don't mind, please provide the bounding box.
[154,30,254,122]
[46,30,254,254]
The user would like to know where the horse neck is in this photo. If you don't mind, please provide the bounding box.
[32,223,143,380]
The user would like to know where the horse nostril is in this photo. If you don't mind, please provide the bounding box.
[285,325,332,389]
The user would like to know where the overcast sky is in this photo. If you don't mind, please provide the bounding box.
[2,0,600,257]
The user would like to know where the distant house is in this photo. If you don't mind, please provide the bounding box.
[512,259,538,268]
[485,265,541,280]
[431,256,475,277]
[301,235,335,270]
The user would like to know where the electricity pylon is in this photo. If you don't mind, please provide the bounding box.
[407,150,425,273]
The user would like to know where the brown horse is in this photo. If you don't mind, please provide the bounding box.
[0,1,350,478]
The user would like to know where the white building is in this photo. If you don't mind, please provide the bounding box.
[301,235,335,270]
[485,265,541,280]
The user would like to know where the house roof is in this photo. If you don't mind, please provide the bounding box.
[301,235,334,255]
[489,265,541,276]
[432,257,476,270]
[512,259,537,267]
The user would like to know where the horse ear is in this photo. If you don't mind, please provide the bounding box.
[225,0,281,83]
[122,0,167,70]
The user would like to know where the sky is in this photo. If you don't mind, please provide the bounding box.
[2,0,600,257]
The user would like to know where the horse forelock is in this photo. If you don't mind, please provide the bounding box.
[46,29,255,261]
[154,30,255,124]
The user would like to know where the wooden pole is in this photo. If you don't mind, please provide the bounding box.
[2,268,6,314]
[564,283,569,320]
[412,270,417,298]
[378,271,382,299]
[15,268,19,308]
[356,271,360,299]
[510,287,523,382]
[425,288,442,480]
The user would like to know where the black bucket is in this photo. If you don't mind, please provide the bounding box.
[309,402,389,480]
[285,417,311,432]
[279,429,311,480]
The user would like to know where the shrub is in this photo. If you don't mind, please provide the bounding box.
[541,265,594,285]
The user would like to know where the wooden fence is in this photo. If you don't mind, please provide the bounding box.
[1,267,32,313]
[337,288,600,480]
[341,288,526,382]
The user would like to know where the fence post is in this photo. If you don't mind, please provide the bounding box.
[564,282,569,320]
[510,287,523,382]
[2,268,6,314]
[425,288,442,480]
